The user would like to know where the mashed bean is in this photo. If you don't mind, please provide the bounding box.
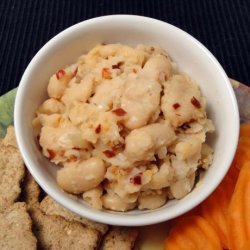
[33,44,215,211]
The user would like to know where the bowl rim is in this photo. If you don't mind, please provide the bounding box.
[14,14,239,226]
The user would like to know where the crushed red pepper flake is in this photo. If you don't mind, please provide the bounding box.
[173,103,181,109]
[112,108,127,116]
[130,174,142,185]
[56,69,65,80]
[102,68,112,79]
[95,124,102,134]
[112,62,123,69]
[67,155,78,162]
[124,168,132,174]
[72,147,81,150]
[47,149,56,159]
[103,150,116,158]
[191,96,201,108]
[112,141,125,152]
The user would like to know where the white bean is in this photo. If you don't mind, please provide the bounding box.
[125,122,176,161]
[142,160,174,190]
[120,77,161,129]
[57,157,105,194]
[141,54,172,83]
[169,173,195,199]
[47,70,73,99]
[102,193,137,212]
[138,190,167,210]
[82,186,103,210]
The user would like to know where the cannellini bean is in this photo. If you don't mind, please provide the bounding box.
[138,190,167,210]
[141,54,172,83]
[38,114,61,127]
[121,77,161,129]
[200,143,214,169]
[125,122,176,161]
[82,186,103,210]
[37,98,65,114]
[90,78,125,111]
[169,173,195,199]
[47,70,74,99]
[57,157,105,194]
[175,137,202,161]
[102,192,137,212]
[61,75,94,105]
[161,74,205,127]
[40,125,89,152]
[142,160,174,190]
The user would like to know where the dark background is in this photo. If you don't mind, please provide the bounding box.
[0,0,250,95]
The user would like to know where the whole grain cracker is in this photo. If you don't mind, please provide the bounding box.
[0,138,25,212]
[2,125,17,147]
[29,206,100,250]
[21,171,40,207]
[40,195,109,235]
[0,202,37,250]
[102,227,138,250]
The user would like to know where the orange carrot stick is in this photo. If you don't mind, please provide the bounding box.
[164,216,222,250]
[227,161,250,250]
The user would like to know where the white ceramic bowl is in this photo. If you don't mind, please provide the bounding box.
[14,15,239,226]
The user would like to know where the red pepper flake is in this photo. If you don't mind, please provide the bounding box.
[112,62,123,69]
[73,67,78,76]
[130,174,142,185]
[112,141,125,152]
[47,149,56,159]
[67,155,78,162]
[191,96,201,108]
[124,168,132,174]
[173,103,181,109]
[72,147,81,150]
[112,108,127,116]
[103,150,116,158]
[56,69,65,80]
[95,124,102,134]
[102,68,112,79]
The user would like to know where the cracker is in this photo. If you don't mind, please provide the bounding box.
[29,206,100,250]
[40,195,109,235]
[102,227,138,250]
[2,125,17,148]
[21,171,40,207]
[0,139,25,212]
[0,202,37,249]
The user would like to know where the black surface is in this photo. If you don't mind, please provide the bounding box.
[0,0,250,95]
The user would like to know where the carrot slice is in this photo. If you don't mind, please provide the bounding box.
[232,137,250,171]
[241,241,250,250]
[239,123,250,138]
[172,204,201,225]
[164,216,222,250]
[227,161,250,250]
[201,174,234,249]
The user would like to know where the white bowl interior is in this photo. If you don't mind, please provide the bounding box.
[15,15,239,226]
